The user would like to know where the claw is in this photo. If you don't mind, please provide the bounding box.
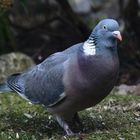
[65,127,75,136]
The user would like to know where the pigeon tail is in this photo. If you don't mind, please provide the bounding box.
[0,83,12,93]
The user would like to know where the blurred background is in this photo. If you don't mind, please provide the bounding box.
[0,0,140,89]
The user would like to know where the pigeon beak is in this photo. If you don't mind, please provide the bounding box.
[112,31,122,41]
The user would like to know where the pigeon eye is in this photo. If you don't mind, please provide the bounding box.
[103,25,107,30]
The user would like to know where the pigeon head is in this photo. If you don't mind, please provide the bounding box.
[90,19,122,49]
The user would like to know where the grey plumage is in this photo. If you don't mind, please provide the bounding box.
[0,19,122,135]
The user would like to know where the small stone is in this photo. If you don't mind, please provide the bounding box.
[119,137,125,140]
[24,113,33,119]
[0,52,35,83]
[16,133,19,139]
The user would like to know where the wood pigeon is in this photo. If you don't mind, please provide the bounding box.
[0,19,122,135]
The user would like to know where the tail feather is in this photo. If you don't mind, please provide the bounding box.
[0,83,12,93]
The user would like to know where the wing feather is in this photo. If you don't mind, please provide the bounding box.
[6,43,83,106]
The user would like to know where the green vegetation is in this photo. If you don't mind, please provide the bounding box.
[0,93,140,140]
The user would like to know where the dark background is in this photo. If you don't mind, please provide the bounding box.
[0,0,140,85]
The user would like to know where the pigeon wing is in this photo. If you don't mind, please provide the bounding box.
[6,43,83,107]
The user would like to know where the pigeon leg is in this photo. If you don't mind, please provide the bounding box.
[55,115,75,136]
[73,113,83,129]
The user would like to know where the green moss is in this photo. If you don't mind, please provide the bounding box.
[0,93,140,140]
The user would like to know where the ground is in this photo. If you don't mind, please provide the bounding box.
[0,92,140,140]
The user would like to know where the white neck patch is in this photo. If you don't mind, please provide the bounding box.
[83,40,96,56]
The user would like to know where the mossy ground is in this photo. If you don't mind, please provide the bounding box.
[0,92,140,140]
